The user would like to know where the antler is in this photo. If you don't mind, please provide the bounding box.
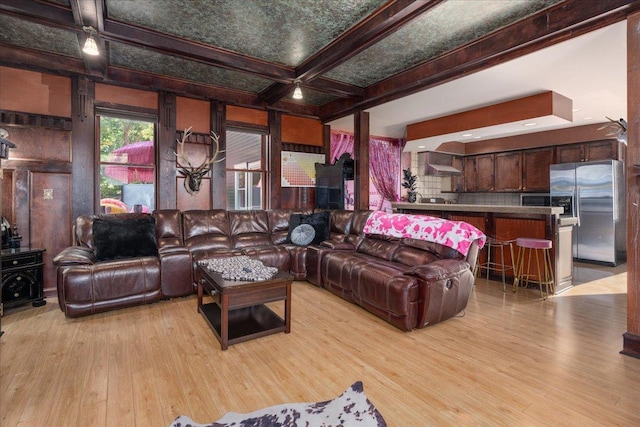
[174,126,195,169]
[174,128,226,173]
[598,117,627,136]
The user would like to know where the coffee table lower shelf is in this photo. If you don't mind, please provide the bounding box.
[200,302,286,348]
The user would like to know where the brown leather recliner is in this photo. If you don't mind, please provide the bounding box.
[53,213,162,318]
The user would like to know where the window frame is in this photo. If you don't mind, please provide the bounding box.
[95,108,158,214]
[225,127,268,210]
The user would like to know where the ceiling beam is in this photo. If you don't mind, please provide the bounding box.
[102,19,294,83]
[297,0,443,82]
[257,0,441,104]
[319,0,640,123]
[0,42,103,79]
[257,78,365,106]
[0,0,74,26]
[69,0,107,77]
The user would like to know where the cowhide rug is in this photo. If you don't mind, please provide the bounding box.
[169,381,387,427]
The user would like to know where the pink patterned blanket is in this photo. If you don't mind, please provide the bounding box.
[363,211,486,256]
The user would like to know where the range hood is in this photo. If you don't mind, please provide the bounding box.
[418,152,461,176]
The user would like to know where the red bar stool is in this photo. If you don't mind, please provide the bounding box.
[513,237,554,299]
[475,236,516,292]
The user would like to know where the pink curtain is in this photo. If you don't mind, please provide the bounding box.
[330,131,354,161]
[330,131,401,210]
[369,137,401,210]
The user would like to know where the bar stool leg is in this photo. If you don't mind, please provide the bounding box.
[500,243,506,292]
[512,245,523,292]
[534,248,545,299]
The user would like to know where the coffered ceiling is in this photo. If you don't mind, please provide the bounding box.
[0,0,637,142]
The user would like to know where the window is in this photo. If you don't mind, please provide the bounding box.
[98,114,156,213]
[225,130,265,210]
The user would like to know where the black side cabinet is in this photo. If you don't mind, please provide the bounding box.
[1,248,46,310]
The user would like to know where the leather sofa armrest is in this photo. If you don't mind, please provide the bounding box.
[157,246,193,298]
[404,259,470,281]
[405,259,474,328]
[53,246,96,266]
[320,240,356,250]
[157,245,188,256]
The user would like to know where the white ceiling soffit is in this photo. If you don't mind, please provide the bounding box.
[328,21,626,153]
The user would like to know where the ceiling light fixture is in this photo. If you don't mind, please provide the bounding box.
[462,133,473,137]
[292,80,303,100]
[82,26,99,56]
[523,122,537,127]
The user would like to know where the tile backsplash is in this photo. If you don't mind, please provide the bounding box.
[457,193,520,205]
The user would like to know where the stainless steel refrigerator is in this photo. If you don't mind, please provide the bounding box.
[550,160,625,266]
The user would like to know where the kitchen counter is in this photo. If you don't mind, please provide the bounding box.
[392,202,574,295]
[392,202,564,216]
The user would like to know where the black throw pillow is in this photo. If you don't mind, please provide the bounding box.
[286,211,330,246]
[93,216,158,261]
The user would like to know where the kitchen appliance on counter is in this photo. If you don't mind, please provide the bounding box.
[520,193,550,207]
[550,160,625,266]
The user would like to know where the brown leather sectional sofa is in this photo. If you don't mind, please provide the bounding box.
[53,209,480,331]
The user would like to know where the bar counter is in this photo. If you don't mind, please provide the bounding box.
[391,202,574,294]
[392,202,564,216]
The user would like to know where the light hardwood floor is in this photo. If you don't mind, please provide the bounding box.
[1,268,639,426]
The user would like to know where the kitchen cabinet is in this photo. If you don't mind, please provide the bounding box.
[494,152,522,192]
[475,154,495,192]
[555,140,618,163]
[451,155,464,192]
[522,147,553,192]
[464,154,494,192]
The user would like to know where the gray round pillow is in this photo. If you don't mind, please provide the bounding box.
[290,223,315,246]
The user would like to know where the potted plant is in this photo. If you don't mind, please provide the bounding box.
[402,168,418,203]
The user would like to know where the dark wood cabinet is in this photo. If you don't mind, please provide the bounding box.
[451,155,464,192]
[584,140,618,161]
[555,140,618,163]
[451,140,617,194]
[494,152,522,192]
[522,147,553,192]
[1,248,46,310]
[475,154,495,192]
[464,154,494,192]
[463,157,477,192]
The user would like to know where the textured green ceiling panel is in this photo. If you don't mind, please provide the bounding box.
[109,43,274,92]
[0,14,81,58]
[324,0,563,86]
[46,0,71,6]
[106,0,386,67]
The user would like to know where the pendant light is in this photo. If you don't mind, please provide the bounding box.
[82,26,99,56]
[293,80,303,100]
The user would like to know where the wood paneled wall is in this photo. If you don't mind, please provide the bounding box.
[0,125,73,296]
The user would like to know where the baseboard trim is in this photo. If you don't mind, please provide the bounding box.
[621,332,640,359]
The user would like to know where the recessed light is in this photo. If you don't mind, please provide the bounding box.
[473,136,482,139]
[572,108,581,112]
[462,133,473,137]
[583,116,594,120]
[418,145,425,148]
[523,122,537,127]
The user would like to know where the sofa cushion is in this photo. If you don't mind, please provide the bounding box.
[287,211,330,245]
[93,216,158,261]
[356,235,401,261]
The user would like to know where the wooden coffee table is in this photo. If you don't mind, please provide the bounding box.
[196,264,292,350]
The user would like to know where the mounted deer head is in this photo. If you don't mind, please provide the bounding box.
[175,127,225,195]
